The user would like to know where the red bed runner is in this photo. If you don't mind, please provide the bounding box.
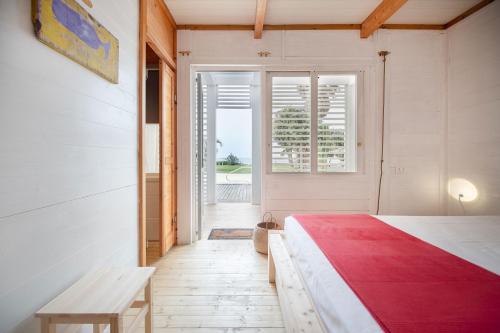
[294,214,500,333]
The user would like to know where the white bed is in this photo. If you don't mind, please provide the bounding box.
[283,215,500,333]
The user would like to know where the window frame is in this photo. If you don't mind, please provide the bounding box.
[267,70,363,175]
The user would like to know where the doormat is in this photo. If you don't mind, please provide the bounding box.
[208,228,254,240]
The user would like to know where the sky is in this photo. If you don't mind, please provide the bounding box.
[216,108,252,164]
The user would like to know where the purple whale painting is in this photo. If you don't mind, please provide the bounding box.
[32,0,119,83]
[51,0,110,58]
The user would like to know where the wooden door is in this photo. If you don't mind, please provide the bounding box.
[159,60,175,256]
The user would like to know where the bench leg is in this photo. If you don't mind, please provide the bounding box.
[268,246,276,283]
[110,317,123,333]
[41,318,55,333]
[145,278,153,333]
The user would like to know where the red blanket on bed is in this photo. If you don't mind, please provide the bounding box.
[294,214,500,333]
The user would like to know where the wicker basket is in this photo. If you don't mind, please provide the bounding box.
[253,213,279,254]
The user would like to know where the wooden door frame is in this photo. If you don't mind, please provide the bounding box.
[138,0,177,266]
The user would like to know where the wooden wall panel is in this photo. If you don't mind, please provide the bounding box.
[146,174,160,241]
[146,0,176,69]
[139,0,177,264]
[159,62,175,256]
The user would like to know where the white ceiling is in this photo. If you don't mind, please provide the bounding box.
[387,0,482,24]
[164,0,482,25]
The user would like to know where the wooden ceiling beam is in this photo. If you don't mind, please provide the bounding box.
[177,25,254,31]
[445,0,495,29]
[177,24,360,31]
[254,0,268,39]
[360,0,408,38]
[381,24,445,30]
[265,24,360,30]
[176,23,447,31]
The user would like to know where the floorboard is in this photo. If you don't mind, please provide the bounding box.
[132,239,284,332]
[217,184,251,202]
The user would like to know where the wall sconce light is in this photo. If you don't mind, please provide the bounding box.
[448,178,478,202]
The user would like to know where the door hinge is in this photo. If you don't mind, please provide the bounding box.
[174,94,177,104]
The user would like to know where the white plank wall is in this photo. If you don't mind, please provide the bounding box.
[381,30,447,215]
[264,31,376,223]
[144,124,160,173]
[177,29,449,237]
[0,1,139,333]
[447,1,500,215]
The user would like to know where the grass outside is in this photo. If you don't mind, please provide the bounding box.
[216,164,252,174]
[272,163,309,173]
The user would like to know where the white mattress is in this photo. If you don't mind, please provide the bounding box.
[284,215,500,333]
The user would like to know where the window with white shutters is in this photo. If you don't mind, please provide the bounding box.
[269,72,358,174]
[271,75,311,173]
[317,74,357,172]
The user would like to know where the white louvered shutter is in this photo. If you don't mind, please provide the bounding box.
[271,75,311,172]
[194,83,208,202]
[317,74,356,172]
[216,85,251,109]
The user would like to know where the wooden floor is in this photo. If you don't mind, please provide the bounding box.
[217,184,251,202]
[143,239,284,332]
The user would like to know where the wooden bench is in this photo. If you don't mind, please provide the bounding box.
[268,230,325,333]
[35,267,156,333]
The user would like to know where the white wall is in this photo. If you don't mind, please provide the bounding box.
[0,1,139,332]
[176,28,447,243]
[381,30,447,215]
[144,124,160,173]
[447,1,500,215]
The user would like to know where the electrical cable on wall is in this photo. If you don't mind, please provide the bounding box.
[458,194,466,216]
[376,51,390,215]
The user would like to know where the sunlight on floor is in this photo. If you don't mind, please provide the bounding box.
[202,203,261,239]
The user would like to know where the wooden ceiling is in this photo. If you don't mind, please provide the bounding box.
[254,0,267,38]
[360,0,408,38]
[164,0,496,38]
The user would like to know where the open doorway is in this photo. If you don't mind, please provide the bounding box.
[216,103,252,203]
[193,71,262,240]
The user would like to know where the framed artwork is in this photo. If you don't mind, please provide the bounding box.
[32,0,119,83]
